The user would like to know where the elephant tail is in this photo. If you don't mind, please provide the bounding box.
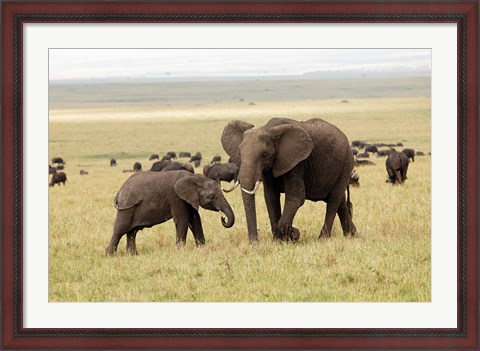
[346,185,353,219]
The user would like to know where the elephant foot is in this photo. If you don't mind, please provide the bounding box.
[318,228,332,239]
[273,226,300,243]
[105,246,117,256]
[287,227,300,243]
[176,240,187,247]
[348,223,357,237]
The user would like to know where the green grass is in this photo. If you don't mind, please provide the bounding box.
[49,94,431,302]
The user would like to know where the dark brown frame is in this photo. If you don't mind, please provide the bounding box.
[2,1,478,349]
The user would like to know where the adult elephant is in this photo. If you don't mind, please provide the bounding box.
[221,117,356,243]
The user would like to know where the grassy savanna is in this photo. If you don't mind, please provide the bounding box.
[49,78,431,302]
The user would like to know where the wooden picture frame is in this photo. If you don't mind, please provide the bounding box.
[2,0,478,349]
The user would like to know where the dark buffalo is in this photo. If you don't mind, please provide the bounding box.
[160,155,172,162]
[194,160,201,168]
[415,151,425,156]
[377,149,391,157]
[51,157,65,164]
[179,151,191,158]
[210,155,222,164]
[354,160,376,166]
[190,151,203,162]
[166,151,177,159]
[56,164,65,170]
[110,158,117,167]
[80,170,89,175]
[149,154,159,161]
[364,145,378,153]
[357,152,370,158]
[133,162,142,172]
[161,162,194,173]
[50,172,67,186]
[351,140,366,148]
[203,163,239,184]
[49,165,57,174]
[150,160,172,171]
[352,148,358,156]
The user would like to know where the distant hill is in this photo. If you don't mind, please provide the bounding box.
[49,76,431,110]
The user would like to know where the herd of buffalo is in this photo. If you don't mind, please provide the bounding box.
[48,117,430,254]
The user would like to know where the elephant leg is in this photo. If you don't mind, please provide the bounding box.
[263,174,282,239]
[277,169,305,242]
[319,172,350,239]
[402,165,409,181]
[106,231,125,256]
[170,198,191,246]
[189,210,205,247]
[337,195,356,236]
[174,219,189,246]
[319,200,339,238]
[395,170,403,184]
[126,229,138,255]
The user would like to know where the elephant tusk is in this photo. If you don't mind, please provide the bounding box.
[241,180,261,195]
[222,180,239,193]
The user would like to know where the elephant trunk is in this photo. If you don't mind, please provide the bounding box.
[237,162,262,243]
[220,199,235,228]
[241,190,258,243]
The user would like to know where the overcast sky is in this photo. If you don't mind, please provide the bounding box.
[49,48,431,82]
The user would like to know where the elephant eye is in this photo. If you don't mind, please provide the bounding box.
[209,194,215,200]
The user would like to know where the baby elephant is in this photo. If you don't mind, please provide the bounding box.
[106,170,235,255]
[50,172,67,186]
[386,152,409,184]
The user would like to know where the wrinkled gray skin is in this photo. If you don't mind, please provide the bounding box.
[106,171,235,255]
[203,163,239,184]
[221,117,356,243]
[386,152,409,184]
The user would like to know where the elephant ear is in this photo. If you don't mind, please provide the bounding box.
[174,175,201,211]
[270,124,314,177]
[221,120,254,166]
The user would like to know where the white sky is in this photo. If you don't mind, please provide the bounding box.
[49,48,431,81]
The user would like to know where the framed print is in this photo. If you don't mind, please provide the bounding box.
[2,0,478,349]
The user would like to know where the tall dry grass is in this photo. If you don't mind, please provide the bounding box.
[49,96,431,302]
